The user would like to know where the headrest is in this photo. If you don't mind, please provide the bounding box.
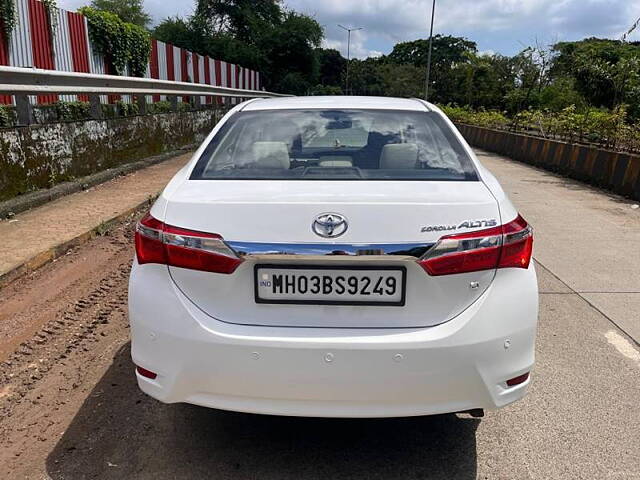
[252,142,290,169]
[380,143,419,169]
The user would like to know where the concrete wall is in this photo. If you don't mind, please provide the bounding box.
[0,109,223,201]
[457,124,640,201]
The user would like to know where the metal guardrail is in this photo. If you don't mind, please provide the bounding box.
[0,66,289,125]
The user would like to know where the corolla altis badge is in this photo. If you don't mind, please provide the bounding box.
[312,213,348,238]
[421,219,498,233]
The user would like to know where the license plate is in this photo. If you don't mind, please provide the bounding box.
[254,265,406,306]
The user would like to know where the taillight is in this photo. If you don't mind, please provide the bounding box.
[134,214,166,264]
[134,213,243,274]
[419,215,533,276]
[499,215,534,269]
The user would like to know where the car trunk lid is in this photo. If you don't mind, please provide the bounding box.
[163,179,501,328]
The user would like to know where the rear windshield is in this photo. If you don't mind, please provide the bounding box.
[191,109,477,181]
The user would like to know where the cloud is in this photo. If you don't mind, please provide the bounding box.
[143,0,195,23]
[322,28,381,59]
[58,0,194,25]
[478,49,496,57]
[58,0,640,57]
[288,0,640,56]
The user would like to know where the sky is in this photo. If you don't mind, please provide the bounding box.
[59,0,640,58]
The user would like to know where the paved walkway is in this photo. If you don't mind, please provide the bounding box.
[478,150,640,344]
[0,153,191,285]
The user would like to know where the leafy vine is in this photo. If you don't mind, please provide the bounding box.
[0,0,17,42]
[0,0,57,43]
[41,0,58,40]
[78,7,150,77]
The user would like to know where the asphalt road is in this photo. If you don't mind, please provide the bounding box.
[0,150,639,480]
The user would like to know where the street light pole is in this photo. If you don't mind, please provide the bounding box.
[338,24,363,95]
[347,28,352,92]
[424,0,436,101]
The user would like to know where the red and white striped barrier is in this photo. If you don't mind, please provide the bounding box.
[0,0,261,105]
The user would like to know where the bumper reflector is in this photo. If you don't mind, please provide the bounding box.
[506,372,530,387]
[136,366,157,380]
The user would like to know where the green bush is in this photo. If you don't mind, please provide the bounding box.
[177,101,191,112]
[100,103,117,118]
[440,105,509,129]
[116,100,139,117]
[310,84,343,96]
[147,99,192,113]
[54,101,91,122]
[149,100,173,114]
[0,104,12,127]
[443,103,640,153]
[511,106,632,148]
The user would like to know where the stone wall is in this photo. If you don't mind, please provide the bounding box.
[457,124,640,201]
[0,109,224,201]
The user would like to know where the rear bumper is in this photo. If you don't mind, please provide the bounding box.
[129,262,538,418]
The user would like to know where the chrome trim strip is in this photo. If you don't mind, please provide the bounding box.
[226,241,434,258]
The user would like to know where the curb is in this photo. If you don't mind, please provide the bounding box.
[456,123,640,202]
[0,195,157,290]
[0,145,196,219]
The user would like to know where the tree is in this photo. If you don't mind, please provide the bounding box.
[261,11,322,91]
[447,53,515,108]
[503,46,550,112]
[348,58,385,96]
[153,17,204,53]
[194,0,281,42]
[90,0,151,28]
[378,63,424,98]
[317,48,346,88]
[150,3,640,121]
[551,38,640,110]
[538,78,586,112]
[387,35,477,68]
[387,35,478,103]
[155,1,323,92]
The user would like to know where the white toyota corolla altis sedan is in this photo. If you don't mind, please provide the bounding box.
[129,96,538,418]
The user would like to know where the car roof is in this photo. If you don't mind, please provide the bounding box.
[241,96,434,112]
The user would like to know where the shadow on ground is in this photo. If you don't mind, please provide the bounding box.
[46,343,479,479]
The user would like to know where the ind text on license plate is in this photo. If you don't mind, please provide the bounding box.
[254,265,406,306]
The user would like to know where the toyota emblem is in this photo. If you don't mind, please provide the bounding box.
[312,213,348,238]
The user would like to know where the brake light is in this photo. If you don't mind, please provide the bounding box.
[134,213,243,274]
[419,215,533,276]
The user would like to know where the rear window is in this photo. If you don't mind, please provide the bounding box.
[191,109,477,181]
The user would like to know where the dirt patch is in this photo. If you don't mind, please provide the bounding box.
[0,226,133,361]
[0,212,139,479]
